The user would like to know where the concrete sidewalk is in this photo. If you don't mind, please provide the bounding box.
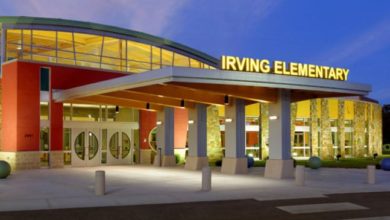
[0,165,389,212]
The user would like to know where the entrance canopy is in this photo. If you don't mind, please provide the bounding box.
[53,67,371,110]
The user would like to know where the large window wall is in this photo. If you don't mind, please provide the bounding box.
[40,102,138,122]
[5,29,215,73]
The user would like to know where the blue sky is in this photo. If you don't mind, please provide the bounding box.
[1,0,389,104]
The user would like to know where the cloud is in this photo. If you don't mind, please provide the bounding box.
[314,19,390,65]
[0,0,188,36]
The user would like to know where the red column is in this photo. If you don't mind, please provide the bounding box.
[1,62,40,152]
[49,101,63,151]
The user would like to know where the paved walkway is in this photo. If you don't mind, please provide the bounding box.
[0,165,389,212]
[2,192,390,220]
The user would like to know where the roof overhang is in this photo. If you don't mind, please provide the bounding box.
[53,67,371,110]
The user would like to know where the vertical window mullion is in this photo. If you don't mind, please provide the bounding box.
[72,32,76,65]
[149,45,152,70]
[159,47,162,69]
[125,40,128,72]
[100,36,104,69]
[55,31,58,63]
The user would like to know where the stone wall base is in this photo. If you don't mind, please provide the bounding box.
[221,157,248,174]
[140,149,152,165]
[0,151,40,171]
[153,155,176,167]
[185,156,209,170]
[264,159,294,179]
[162,155,176,167]
[49,151,64,168]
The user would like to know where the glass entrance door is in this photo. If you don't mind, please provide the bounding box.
[71,128,100,166]
[107,129,133,165]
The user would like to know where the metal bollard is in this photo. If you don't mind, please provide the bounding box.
[95,170,105,196]
[295,165,305,186]
[201,166,211,191]
[367,165,376,184]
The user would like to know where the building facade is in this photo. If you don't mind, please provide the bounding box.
[0,17,382,177]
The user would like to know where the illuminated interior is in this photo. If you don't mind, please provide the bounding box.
[4,29,215,73]
[217,99,382,160]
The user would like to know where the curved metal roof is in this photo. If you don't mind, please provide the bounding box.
[0,16,219,66]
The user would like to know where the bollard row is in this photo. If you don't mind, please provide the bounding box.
[294,165,377,187]
[95,170,105,196]
[202,166,211,191]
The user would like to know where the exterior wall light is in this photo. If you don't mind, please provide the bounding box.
[180,99,185,108]
[146,102,150,110]
[269,115,278,120]
[188,120,195,124]
[224,95,229,105]
[156,121,162,125]
[115,106,119,113]
[225,118,233,123]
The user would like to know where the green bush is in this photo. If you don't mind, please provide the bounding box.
[174,153,185,165]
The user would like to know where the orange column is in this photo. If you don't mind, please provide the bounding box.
[174,108,188,149]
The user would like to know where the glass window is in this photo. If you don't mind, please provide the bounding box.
[40,127,49,167]
[32,30,56,49]
[88,132,99,160]
[246,117,259,125]
[72,104,100,121]
[40,127,49,151]
[40,102,49,120]
[63,128,72,165]
[190,58,201,68]
[173,53,190,67]
[161,49,173,67]
[6,29,22,60]
[63,103,72,121]
[22,30,32,60]
[40,67,50,91]
[345,132,353,146]
[63,128,71,151]
[292,131,310,158]
[57,31,75,65]
[74,132,85,160]
[32,30,56,62]
[57,31,74,52]
[109,132,119,159]
[102,37,121,71]
[332,132,338,146]
[122,132,131,159]
[127,40,151,73]
[152,46,161,70]
[107,106,117,121]
[102,129,107,151]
